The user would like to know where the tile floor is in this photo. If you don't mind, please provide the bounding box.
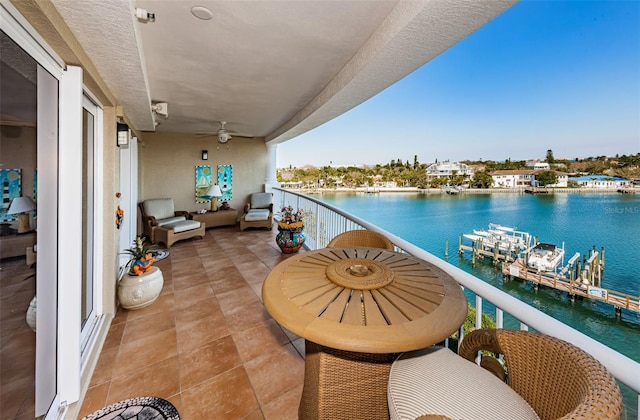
[78,226,307,419]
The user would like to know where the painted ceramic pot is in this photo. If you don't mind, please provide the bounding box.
[276,226,305,254]
[118,266,164,310]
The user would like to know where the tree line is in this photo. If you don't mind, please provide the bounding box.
[276,152,639,189]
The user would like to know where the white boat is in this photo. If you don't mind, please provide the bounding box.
[526,243,565,272]
[442,185,463,194]
[468,223,532,252]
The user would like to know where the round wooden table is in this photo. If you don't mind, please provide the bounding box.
[262,247,468,419]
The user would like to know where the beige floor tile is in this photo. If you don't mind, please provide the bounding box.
[107,356,181,405]
[261,384,303,420]
[101,321,125,351]
[175,313,230,354]
[113,328,178,377]
[216,286,261,313]
[125,293,175,321]
[232,318,289,362]
[180,367,259,420]
[89,346,118,387]
[173,282,215,310]
[244,344,305,407]
[121,309,176,342]
[179,335,242,390]
[223,300,272,333]
[78,381,110,418]
[174,297,223,325]
[172,271,211,291]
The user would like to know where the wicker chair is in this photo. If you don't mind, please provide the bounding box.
[327,229,394,250]
[458,329,623,420]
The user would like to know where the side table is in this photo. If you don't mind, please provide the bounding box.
[190,208,238,228]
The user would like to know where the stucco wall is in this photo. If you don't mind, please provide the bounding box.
[139,132,268,215]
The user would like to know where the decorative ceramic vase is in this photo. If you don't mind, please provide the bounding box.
[118,266,164,310]
[26,295,37,331]
[276,226,305,254]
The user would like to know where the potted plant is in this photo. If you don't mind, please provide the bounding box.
[123,236,158,275]
[117,236,164,310]
[276,206,305,253]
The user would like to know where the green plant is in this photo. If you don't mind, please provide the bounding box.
[448,303,496,349]
[122,236,158,275]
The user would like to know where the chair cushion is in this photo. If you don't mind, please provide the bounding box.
[156,216,186,227]
[143,198,176,220]
[250,193,272,209]
[162,220,201,233]
[388,346,539,420]
[244,209,270,222]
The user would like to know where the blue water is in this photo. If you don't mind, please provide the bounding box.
[317,191,640,415]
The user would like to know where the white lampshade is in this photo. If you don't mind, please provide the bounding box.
[8,196,36,233]
[8,196,36,214]
[205,185,222,197]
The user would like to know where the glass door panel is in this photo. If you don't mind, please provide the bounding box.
[80,96,97,353]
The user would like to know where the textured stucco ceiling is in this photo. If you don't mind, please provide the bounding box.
[48,0,517,143]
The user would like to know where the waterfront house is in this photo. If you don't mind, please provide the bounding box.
[426,161,474,182]
[569,175,630,189]
[527,161,551,170]
[1,1,637,420]
[491,169,569,188]
[490,169,536,188]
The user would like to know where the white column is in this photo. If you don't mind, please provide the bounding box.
[264,142,280,192]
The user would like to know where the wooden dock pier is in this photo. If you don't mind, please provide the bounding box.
[501,261,640,316]
[458,231,637,317]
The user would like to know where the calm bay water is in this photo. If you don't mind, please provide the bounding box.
[317,191,640,414]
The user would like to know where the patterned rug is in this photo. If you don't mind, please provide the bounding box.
[81,396,179,420]
[154,249,170,262]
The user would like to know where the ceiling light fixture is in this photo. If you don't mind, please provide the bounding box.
[151,102,168,118]
[135,7,155,23]
[217,132,232,143]
[191,6,213,20]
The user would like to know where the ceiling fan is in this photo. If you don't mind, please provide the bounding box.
[216,121,233,143]
[196,121,253,145]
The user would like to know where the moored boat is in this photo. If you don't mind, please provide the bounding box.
[526,243,565,272]
[466,223,532,252]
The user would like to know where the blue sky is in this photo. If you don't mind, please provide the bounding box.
[277,0,640,168]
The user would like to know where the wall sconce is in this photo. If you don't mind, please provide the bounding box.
[201,150,208,160]
[117,123,130,147]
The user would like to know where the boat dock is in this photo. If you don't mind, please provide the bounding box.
[501,260,640,317]
[458,224,639,318]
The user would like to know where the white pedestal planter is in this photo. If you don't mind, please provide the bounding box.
[26,295,37,331]
[118,266,164,310]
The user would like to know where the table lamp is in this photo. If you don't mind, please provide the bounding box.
[205,185,222,211]
[8,196,36,233]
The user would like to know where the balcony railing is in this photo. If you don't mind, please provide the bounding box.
[273,187,640,418]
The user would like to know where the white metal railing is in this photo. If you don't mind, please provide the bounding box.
[273,187,640,418]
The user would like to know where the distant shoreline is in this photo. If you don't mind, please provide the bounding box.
[286,187,637,194]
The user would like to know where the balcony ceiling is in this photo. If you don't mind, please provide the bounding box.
[50,0,516,143]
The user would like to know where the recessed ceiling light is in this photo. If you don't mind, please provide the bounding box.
[191,6,213,20]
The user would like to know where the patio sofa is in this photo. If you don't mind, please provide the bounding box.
[139,198,204,248]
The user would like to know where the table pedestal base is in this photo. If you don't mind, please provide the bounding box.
[300,341,396,420]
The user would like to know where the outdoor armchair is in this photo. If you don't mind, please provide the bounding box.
[327,229,394,250]
[388,328,623,420]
